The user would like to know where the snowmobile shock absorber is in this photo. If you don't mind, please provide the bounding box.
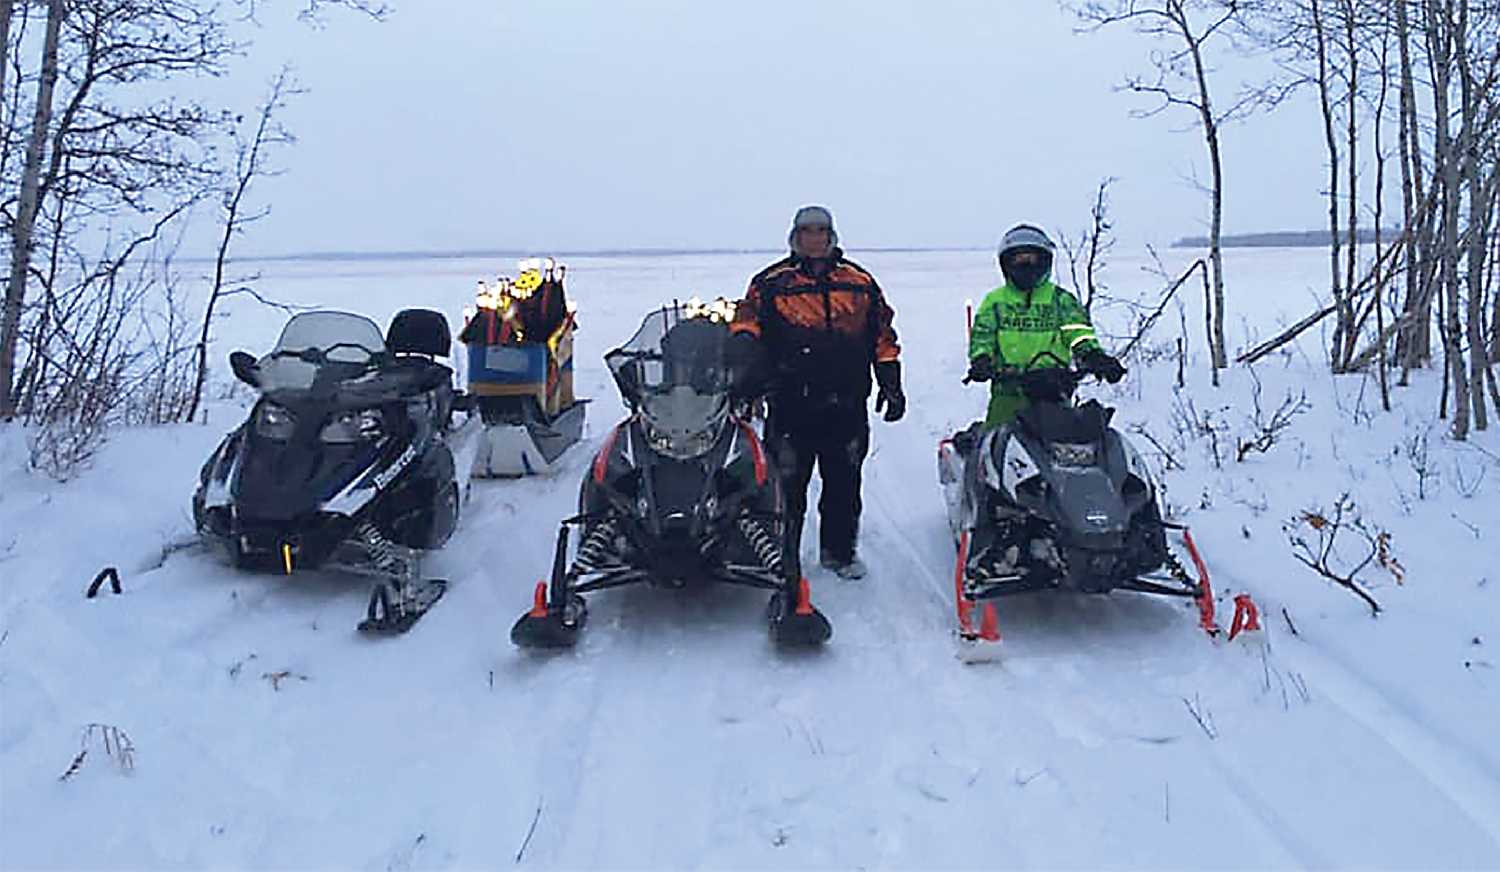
[357,522,414,583]
[572,520,618,572]
[737,515,784,575]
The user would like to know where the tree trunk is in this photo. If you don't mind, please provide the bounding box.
[1429,0,1469,439]
[1373,13,1392,412]
[1341,0,1360,371]
[1468,172,1491,429]
[0,0,64,420]
[1395,0,1431,374]
[1178,2,1226,376]
[0,0,14,111]
[1457,1,1487,430]
[1311,0,1346,371]
[1491,223,1499,362]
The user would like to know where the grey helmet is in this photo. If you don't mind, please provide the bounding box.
[788,205,838,256]
[997,223,1056,291]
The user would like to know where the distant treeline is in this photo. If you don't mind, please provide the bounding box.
[1172,229,1397,248]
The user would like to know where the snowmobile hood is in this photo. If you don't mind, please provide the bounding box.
[231,421,393,523]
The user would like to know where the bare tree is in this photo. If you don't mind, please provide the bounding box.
[0,0,15,106]
[185,67,299,424]
[1370,7,1393,411]
[1060,177,1118,314]
[1072,0,1255,385]
[0,0,62,420]
[2,1,237,422]
[1394,0,1433,374]
[1428,0,1470,438]
[2,1,386,473]
[1458,18,1484,431]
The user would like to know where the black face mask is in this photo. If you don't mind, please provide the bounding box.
[1000,251,1052,291]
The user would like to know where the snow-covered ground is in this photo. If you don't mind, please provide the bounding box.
[2,248,1497,869]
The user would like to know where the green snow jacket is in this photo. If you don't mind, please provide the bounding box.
[969,280,1101,428]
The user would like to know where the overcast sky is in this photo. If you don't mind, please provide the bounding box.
[210,0,1338,256]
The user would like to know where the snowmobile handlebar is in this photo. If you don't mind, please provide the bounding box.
[963,351,1089,394]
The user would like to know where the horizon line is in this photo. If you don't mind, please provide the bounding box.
[188,245,992,265]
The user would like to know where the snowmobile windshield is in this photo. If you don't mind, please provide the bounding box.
[258,311,388,393]
[607,307,732,459]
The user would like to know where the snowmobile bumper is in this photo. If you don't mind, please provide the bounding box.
[199,508,356,573]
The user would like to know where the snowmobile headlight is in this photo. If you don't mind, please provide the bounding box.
[255,402,295,440]
[1051,443,1098,467]
[320,408,385,443]
[644,422,716,460]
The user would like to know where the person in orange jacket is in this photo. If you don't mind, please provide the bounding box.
[729,205,904,579]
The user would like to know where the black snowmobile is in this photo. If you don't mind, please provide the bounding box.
[510,303,832,649]
[938,352,1217,642]
[193,309,479,635]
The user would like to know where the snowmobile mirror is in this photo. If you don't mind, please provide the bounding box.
[229,351,260,387]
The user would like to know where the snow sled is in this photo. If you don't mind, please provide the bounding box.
[461,260,587,477]
[938,352,1234,644]
[193,308,479,635]
[511,301,832,649]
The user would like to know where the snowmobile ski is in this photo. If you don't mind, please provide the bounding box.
[358,579,448,635]
[767,578,834,646]
[510,581,588,649]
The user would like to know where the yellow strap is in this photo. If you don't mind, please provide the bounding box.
[1068,332,1097,348]
[1061,323,1093,332]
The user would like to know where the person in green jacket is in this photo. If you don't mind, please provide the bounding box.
[966,224,1126,427]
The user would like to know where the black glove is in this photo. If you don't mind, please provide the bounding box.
[727,331,770,399]
[874,360,906,422]
[965,354,995,384]
[1078,348,1126,384]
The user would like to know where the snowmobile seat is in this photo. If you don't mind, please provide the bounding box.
[386,308,454,394]
[388,309,452,358]
[1016,399,1113,445]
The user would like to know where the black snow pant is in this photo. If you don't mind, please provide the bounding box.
[766,400,870,575]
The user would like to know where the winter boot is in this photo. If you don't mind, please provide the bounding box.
[820,548,867,580]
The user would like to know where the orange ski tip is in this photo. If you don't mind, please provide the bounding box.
[980,603,1001,642]
[794,577,814,616]
[528,581,549,618]
[1228,593,1262,641]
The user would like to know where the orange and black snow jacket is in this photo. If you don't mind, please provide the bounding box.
[731,249,900,405]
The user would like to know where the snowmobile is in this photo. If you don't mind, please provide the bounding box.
[937,352,1234,643]
[193,308,479,635]
[510,301,832,649]
[461,259,587,477]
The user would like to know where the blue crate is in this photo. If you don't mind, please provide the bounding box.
[467,342,547,389]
